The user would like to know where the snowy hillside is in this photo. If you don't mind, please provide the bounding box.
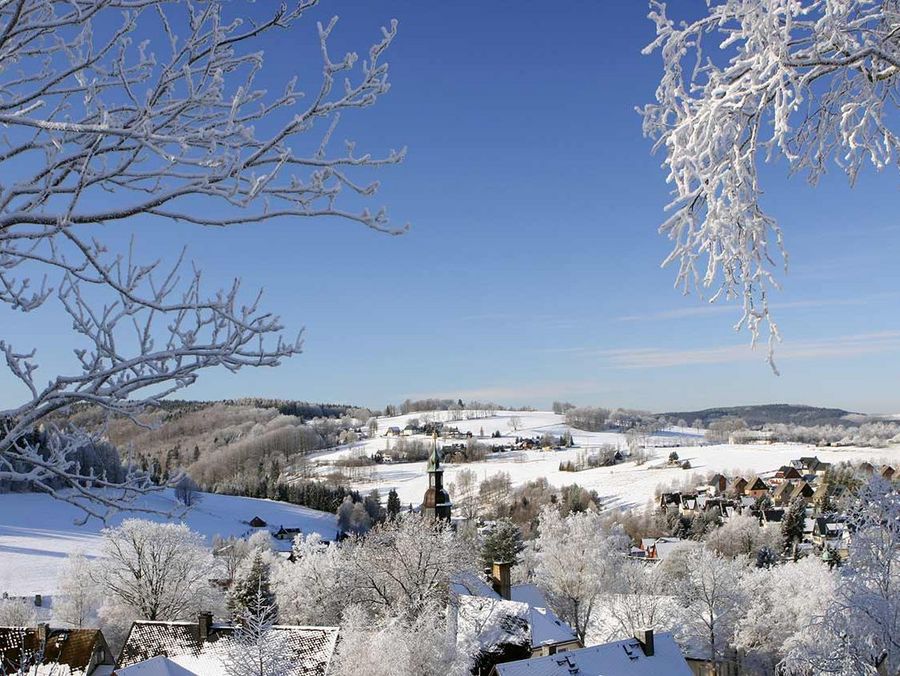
[299,410,900,511]
[0,489,337,598]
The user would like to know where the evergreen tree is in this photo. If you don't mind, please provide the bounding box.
[227,552,277,620]
[781,497,807,557]
[387,489,401,519]
[481,519,524,568]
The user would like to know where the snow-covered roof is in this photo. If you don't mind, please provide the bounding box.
[493,632,692,676]
[114,655,196,675]
[455,595,531,657]
[509,584,578,648]
[117,621,338,676]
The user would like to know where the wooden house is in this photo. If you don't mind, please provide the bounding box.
[744,476,769,499]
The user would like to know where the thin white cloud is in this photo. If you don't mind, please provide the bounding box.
[590,330,900,369]
[614,294,897,323]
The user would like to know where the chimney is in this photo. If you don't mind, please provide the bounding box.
[635,628,654,657]
[36,623,50,646]
[198,612,213,642]
[491,561,511,600]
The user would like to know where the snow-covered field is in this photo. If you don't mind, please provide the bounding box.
[0,489,337,598]
[304,410,900,511]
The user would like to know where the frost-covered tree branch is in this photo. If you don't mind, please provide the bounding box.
[641,0,899,370]
[0,0,405,519]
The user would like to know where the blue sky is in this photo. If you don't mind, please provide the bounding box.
[3,0,899,414]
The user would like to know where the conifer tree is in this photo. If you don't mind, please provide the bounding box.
[781,497,807,557]
[387,489,402,519]
[228,552,277,620]
[481,519,524,568]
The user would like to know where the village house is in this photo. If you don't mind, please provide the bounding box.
[811,517,850,557]
[0,624,114,675]
[273,526,303,541]
[451,563,582,666]
[728,477,748,496]
[771,465,803,484]
[881,465,896,481]
[707,473,729,495]
[115,613,338,676]
[385,426,402,437]
[637,537,685,561]
[247,516,267,528]
[744,476,769,499]
[490,630,693,676]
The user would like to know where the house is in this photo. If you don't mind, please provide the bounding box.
[772,465,803,484]
[658,492,682,510]
[858,461,876,475]
[811,518,849,557]
[797,456,830,475]
[744,476,769,499]
[772,480,811,506]
[385,426,402,437]
[761,509,784,525]
[679,495,700,516]
[0,624,114,675]
[639,537,684,561]
[451,564,581,662]
[881,465,896,481]
[248,516,267,528]
[116,613,338,676]
[728,477,748,495]
[490,630,692,676]
[707,474,728,495]
[273,526,302,541]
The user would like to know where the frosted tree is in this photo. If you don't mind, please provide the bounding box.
[55,551,100,628]
[0,0,405,520]
[0,598,36,626]
[704,514,780,559]
[531,507,630,643]
[641,0,899,368]
[783,479,900,674]
[94,519,220,621]
[223,582,294,676]
[667,546,746,672]
[274,534,345,626]
[781,497,808,555]
[345,513,474,620]
[597,559,677,643]
[332,603,464,676]
[736,556,836,674]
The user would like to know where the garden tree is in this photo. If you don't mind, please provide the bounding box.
[337,496,373,536]
[704,514,780,559]
[668,547,746,672]
[174,474,202,507]
[507,416,522,432]
[345,514,474,620]
[332,603,465,676]
[367,417,379,439]
[736,557,836,675]
[642,0,898,367]
[386,489,402,519]
[0,0,405,520]
[0,598,37,626]
[93,519,220,621]
[596,559,675,644]
[449,468,480,522]
[55,552,99,628]
[480,519,525,568]
[227,551,277,620]
[784,479,900,674]
[531,507,630,643]
[668,451,679,463]
[213,536,255,585]
[782,497,808,556]
[223,582,293,676]
[275,534,345,626]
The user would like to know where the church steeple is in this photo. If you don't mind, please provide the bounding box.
[422,432,452,521]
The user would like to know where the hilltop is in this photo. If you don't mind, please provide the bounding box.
[660,403,859,428]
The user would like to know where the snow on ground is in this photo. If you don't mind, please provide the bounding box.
[0,489,337,597]
[303,411,900,513]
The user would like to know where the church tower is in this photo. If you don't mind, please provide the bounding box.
[422,433,452,521]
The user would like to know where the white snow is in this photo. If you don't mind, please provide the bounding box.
[0,489,336,598]
[307,411,900,511]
